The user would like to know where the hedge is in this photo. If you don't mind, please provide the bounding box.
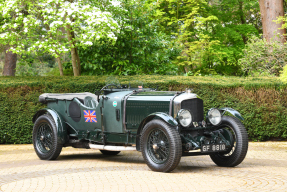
[0,75,286,144]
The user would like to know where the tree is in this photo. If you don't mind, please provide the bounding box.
[205,0,260,75]
[259,0,286,43]
[153,0,219,73]
[77,0,180,76]
[0,0,119,76]
[0,6,17,76]
[3,46,17,76]
[152,0,259,75]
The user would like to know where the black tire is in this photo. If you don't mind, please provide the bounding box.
[100,150,121,155]
[33,114,62,160]
[210,116,248,167]
[141,119,182,172]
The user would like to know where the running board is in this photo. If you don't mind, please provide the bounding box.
[89,144,137,151]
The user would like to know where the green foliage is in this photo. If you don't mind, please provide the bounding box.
[155,0,219,72]
[0,0,265,77]
[239,36,287,76]
[0,0,119,57]
[276,13,287,29]
[153,0,260,76]
[0,75,286,144]
[0,0,283,77]
[46,68,74,76]
[15,54,55,76]
[78,0,181,75]
[279,65,287,83]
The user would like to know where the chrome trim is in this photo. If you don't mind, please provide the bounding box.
[169,93,180,116]
[89,144,136,151]
[122,91,136,132]
[173,92,197,118]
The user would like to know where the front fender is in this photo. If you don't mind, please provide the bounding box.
[136,112,178,151]
[148,112,178,126]
[219,107,244,120]
[33,108,68,144]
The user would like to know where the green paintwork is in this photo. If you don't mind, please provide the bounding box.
[126,94,172,129]
[33,87,244,155]
[219,107,244,120]
[147,112,178,126]
[128,95,173,101]
[46,99,99,132]
[33,108,68,144]
[135,91,176,96]
[102,91,132,133]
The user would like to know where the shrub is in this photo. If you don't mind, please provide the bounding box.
[239,36,287,76]
[0,76,286,144]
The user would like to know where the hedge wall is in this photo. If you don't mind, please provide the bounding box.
[0,75,286,144]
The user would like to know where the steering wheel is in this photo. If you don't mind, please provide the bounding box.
[100,84,121,92]
[95,84,121,100]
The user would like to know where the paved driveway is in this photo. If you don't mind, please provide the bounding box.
[0,142,286,192]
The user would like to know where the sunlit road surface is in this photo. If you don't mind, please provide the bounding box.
[0,142,287,192]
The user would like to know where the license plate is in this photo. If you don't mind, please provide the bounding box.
[201,144,227,153]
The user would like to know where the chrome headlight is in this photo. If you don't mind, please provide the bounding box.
[207,108,221,126]
[178,109,192,127]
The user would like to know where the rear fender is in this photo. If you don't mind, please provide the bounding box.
[33,108,68,144]
[136,112,178,151]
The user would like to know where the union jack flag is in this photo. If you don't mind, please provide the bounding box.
[83,110,97,123]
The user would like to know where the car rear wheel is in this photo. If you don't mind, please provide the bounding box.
[210,116,248,167]
[100,150,121,155]
[141,119,182,172]
[33,114,62,160]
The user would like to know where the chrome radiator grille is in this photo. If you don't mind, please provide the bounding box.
[181,98,204,122]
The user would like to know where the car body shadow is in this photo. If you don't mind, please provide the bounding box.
[57,152,146,165]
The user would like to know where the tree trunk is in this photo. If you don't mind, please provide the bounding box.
[45,24,66,76]
[56,56,64,76]
[66,24,80,76]
[75,48,81,74]
[129,10,133,66]
[259,0,286,43]
[3,47,17,76]
[239,1,247,44]
[71,31,81,74]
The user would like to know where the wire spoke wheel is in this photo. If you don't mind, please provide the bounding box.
[210,116,248,167]
[147,129,170,164]
[36,123,53,153]
[141,119,182,172]
[218,126,236,157]
[33,114,62,160]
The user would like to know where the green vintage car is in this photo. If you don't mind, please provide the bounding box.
[32,83,248,172]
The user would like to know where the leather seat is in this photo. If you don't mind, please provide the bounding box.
[84,96,98,108]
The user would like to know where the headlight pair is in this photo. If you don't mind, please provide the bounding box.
[207,108,222,126]
[178,108,222,127]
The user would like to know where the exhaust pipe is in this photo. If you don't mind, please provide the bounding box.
[89,144,136,151]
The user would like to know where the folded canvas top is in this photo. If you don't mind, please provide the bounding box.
[39,92,98,103]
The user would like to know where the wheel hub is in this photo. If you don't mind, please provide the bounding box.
[147,128,171,164]
[153,144,159,150]
[40,135,44,141]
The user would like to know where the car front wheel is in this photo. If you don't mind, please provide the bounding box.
[210,116,248,167]
[33,114,62,160]
[141,119,182,172]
